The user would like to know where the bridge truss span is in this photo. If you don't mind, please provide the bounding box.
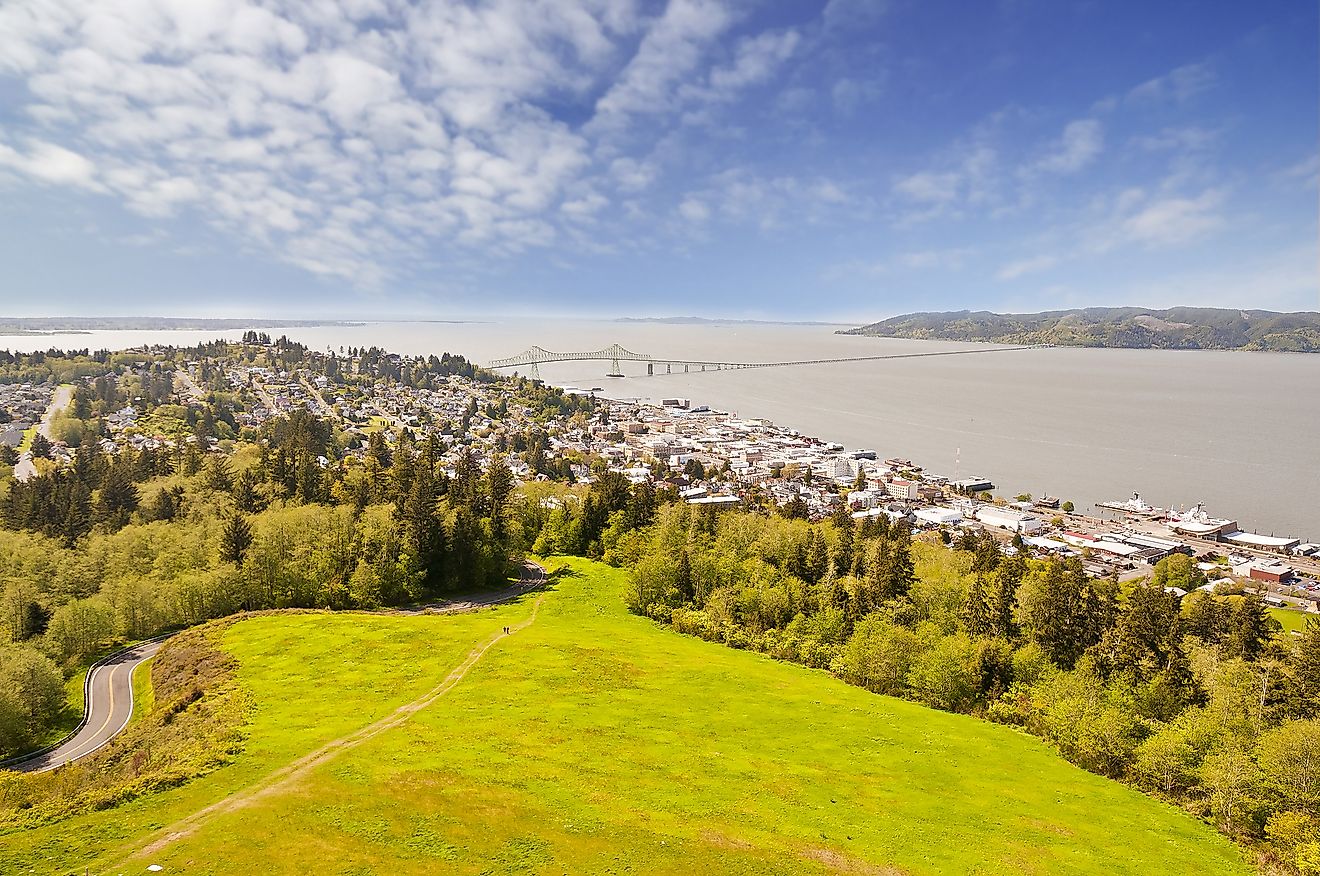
[486,342,1050,379]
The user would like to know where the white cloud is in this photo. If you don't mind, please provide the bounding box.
[708,30,799,94]
[996,254,1059,281]
[0,0,826,288]
[894,171,959,204]
[1133,126,1218,153]
[1035,119,1102,174]
[678,196,710,222]
[592,0,734,128]
[0,138,99,187]
[1128,62,1215,104]
[1119,189,1224,248]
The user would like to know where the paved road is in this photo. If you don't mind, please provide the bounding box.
[7,638,167,773]
[3,562,547,774]
[12,384,73,482]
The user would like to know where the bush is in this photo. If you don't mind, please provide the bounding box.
[0,645,66,757]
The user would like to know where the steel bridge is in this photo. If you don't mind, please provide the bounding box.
[487,342,1050,379]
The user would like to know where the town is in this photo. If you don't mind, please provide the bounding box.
[4,336,1316,626]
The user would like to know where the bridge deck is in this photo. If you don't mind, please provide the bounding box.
[488,344,1048,372]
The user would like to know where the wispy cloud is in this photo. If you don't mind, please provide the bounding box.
[1034,119,1103,174]
[1127,62,1216,104]
[996,254,1059,280]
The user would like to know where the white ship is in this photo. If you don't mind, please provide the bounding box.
[1096,492,1164,517]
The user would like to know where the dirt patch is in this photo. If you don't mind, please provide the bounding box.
[701,829,754,850]
[801,846,908,875]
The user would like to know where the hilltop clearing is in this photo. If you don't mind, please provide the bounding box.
[3,559,1248,875]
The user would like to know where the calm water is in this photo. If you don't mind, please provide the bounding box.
[4,319,1317,539]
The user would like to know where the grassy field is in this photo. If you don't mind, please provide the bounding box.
[3,558,1250,875]
[1270,606,1312,634]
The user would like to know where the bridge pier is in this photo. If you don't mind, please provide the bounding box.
[666,363,671,374]
[647,363,653,376]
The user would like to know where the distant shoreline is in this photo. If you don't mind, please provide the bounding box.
[0,318,363,333]
[616,316,849,326]
[841,306,1320,353]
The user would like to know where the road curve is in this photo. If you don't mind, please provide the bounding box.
[6,637,167,774]
[2,561,547,774]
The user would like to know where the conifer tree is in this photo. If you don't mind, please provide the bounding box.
[484,453,514,538]
[205,456,234,492]
[61,481,92,545]
[882,523,915,600]
[1288,617,1320,718]
[1226,593,1277,661]
[220,512,253,566]
[961,573,993,637]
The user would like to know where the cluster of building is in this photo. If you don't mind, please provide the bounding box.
[573,395,1318,609]
[0,383,52,448]
[10,345,1316,616]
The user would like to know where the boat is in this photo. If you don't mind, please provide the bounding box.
[1096,492,1164,516]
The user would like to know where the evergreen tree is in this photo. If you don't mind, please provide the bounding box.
[1288,617,1320,718]
[675,549,694,602]
[1105,578,1181,680]
[29,433,52,459]
[1225,593,1276,661]
[881,523,915,600]
[60,481,92,545]
[961,573,993,637]
[1019,557,1110,670]
[804,529,829,584]
[149,486,183,522]
[972,533,1002,573]
[219,512,253,566]
[450,446,480,510]
[483,453,515,538]
[204,456,234,492]
[402,476,445,588]
[832,506,855,576]
[1184,592,1229,643]
[861,538,890,614]
[234,468,260,513]
[95,465,139,528]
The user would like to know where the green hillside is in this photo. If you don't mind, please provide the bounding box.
[841,307,1320,351]
[3,559,1249,875]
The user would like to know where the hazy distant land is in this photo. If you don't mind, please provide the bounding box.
[616,316,845,326]
[841,307,1320,352]
[0,317,361,335]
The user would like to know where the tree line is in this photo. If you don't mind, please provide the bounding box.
[611,502,1318,873]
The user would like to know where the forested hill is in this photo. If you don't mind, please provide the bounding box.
[840,307,1320,352]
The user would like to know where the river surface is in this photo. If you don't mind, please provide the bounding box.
[3,319,1317,539]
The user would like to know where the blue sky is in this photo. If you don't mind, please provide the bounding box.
[0,0,1315,320]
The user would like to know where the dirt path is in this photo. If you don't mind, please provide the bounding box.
[115,589,545,866]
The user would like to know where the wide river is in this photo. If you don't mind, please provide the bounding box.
[4,319,1317,539]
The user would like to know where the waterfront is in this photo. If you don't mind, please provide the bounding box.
[2,319,1317,538]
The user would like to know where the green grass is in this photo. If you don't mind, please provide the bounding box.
[128,657,155,728]
[1270,606,1312,634]
[14,424,37,453]
[3,560,1249,875]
